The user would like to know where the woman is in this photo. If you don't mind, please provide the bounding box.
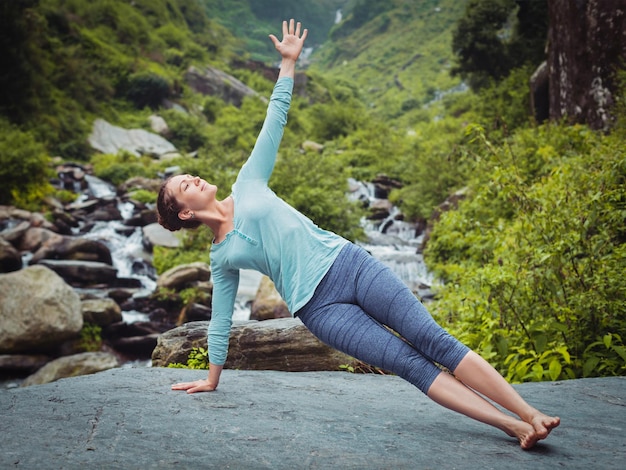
[157,19,560,450]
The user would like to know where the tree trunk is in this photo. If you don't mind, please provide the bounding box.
[547,0,626,130]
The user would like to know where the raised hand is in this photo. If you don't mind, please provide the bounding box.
[269,19,308,62]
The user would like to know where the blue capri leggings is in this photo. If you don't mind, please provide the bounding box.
[296,243,470,394]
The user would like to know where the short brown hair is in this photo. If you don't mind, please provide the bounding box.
[156,177,202,232]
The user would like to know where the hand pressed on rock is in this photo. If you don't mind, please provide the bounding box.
[171,379,217,394]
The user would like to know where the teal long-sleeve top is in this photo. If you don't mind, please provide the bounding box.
[208,77,348,365]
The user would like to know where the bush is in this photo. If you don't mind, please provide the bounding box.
[124,71,170,109]
[91,151,156,186]
[426,123,626,382]
[0,120,52,207]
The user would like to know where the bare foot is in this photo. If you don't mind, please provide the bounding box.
[505,420,541,450]
[528,412,560,439]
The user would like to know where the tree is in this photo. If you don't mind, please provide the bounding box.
[452,0,548,91]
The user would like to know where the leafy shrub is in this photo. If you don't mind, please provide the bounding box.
[168,347,209,369]
[0,121,52,208]
[152,225,212,275]
[91,151,156,186]
[128,189,157,204]
[124,71,170,109]
[426,123,626,382]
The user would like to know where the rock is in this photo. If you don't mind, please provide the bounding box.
[0,238,22,273]
[301,140,324,153]
[88,118,177,157]
[250,276,290,320]
[36,259,118,286]
[124,208,157,227]
[0,266,83,353]
[0,354,51,373]
[107,334,159,358]
[368,199,393,220]
[81,298,123,327]
[19,227,64,253]
[119,176,162,194]
[371,174,403,199]
[30,236,113,265]
[148,114,169,135]
[151,318,356,371]
[142,223,180,251]
[0,219,30,243]
[156,262,211,290]
[185,65,259,107]
[185,302,212,322]
[21,352,119,387]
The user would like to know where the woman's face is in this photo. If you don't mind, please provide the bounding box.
[166,174,217,218]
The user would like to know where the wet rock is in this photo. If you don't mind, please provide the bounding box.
[81,298,123,327]
[0,354,51,374]
[0,238,21,273]
[30,236,113,265]
[37,259,118,286]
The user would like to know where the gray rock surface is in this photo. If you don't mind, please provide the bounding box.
[88,118,177,157]
[0,369,624,469]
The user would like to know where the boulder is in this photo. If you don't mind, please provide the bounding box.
[185,65,258,107]
[0,266,83,353]
[151,318,356,371]
[19,227,64,253]
[156,262,211,290]
[142,223,180,251]
[0,354,51,373]
[88,118,177,157]
[250,276,290,320]
[21,351,119,387]
[81,298,123,327]
[30,236,113,265]
[0,219,30,244]
[0,237,22,273]
[37,259,118,286]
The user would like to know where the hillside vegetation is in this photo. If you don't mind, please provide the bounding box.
[0,0,623,382]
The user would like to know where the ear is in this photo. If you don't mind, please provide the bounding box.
[178,209,192,221]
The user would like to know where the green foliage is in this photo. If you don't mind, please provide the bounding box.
[91,151,157,186]
[152,225,212,275]
[168,347,210,369]
[271,147,366,241]
[0,0,227,162]
[203,0,347,62]
[426,123,626,382]
[76,323,103,352]
[128,189,157,205]
[313,0,468,124]
[451,0,548,91]
[123,71,170,109]
[0,120,53,207]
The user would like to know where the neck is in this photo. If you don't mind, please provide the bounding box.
[206,196,234,243]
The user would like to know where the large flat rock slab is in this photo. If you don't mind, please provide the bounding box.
[0,369,624,469]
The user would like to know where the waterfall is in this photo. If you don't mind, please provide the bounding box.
[349,179,434,300]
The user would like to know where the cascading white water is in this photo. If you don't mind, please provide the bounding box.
[349,179,434,299]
